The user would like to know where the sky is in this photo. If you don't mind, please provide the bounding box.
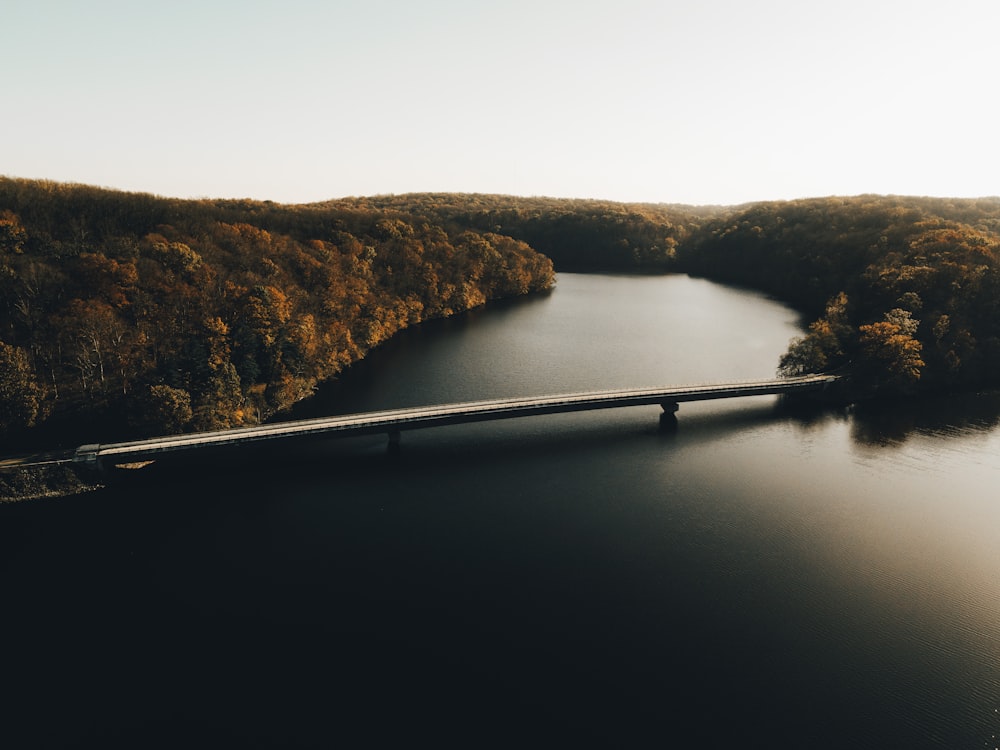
[4,0,997,206]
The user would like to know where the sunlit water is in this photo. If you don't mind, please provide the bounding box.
[4,274,1000,748]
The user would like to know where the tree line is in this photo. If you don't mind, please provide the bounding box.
[325,193,726,271]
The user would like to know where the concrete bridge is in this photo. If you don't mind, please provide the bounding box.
[73,374,837,472]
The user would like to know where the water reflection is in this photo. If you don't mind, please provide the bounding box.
[849,390,1000,446]
[774,387,1000,449]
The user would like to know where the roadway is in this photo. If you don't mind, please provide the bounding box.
[70,374,837,471]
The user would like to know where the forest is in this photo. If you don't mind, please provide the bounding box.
[2,177,1000,453]
[325,193,724,271]
[0,178,554,449]
[678,195,1000,395]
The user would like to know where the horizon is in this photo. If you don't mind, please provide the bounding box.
[4,174,998,210]
[6,0,997,206]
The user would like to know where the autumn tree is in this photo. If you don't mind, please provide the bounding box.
[129,384,193,435]
[857,310,926,393]
[0,211,27,254]
[181,316,246,431]
[779,292,852,376]
[0,340,44,432]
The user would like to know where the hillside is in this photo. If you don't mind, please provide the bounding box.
[679,195,1000,394]
[0,179,555,448]
[320,192,725,271]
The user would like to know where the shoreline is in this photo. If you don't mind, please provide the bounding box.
[0,463,103,503]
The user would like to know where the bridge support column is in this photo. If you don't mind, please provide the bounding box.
[388,430,401,448]
[659,401,679,432]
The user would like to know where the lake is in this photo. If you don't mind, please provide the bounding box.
[4,273,1000,748]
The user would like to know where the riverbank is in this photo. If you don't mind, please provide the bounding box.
[0,463,101,503]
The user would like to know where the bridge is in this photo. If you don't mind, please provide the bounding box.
[72,374,837,472]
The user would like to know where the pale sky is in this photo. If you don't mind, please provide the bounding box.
[4,0,997,205]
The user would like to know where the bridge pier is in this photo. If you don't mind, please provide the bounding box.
[659,401,679,431]
[386,429,402,458]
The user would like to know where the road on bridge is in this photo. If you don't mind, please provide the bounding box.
[67,374,837,472]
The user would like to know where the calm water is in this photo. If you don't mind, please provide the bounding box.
[5,274,1000,748]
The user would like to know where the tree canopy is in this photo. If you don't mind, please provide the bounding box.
[682,195,1000,395]
[0,178,554,446]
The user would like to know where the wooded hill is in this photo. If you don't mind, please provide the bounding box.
[0,179,554,447]
[324,193,726,271]
[679,196,1000,395]
[2,178,1000,448]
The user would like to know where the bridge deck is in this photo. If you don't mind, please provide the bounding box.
[73,374,836,470]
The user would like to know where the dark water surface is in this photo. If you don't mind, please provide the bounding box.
[5,274,1000,748]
